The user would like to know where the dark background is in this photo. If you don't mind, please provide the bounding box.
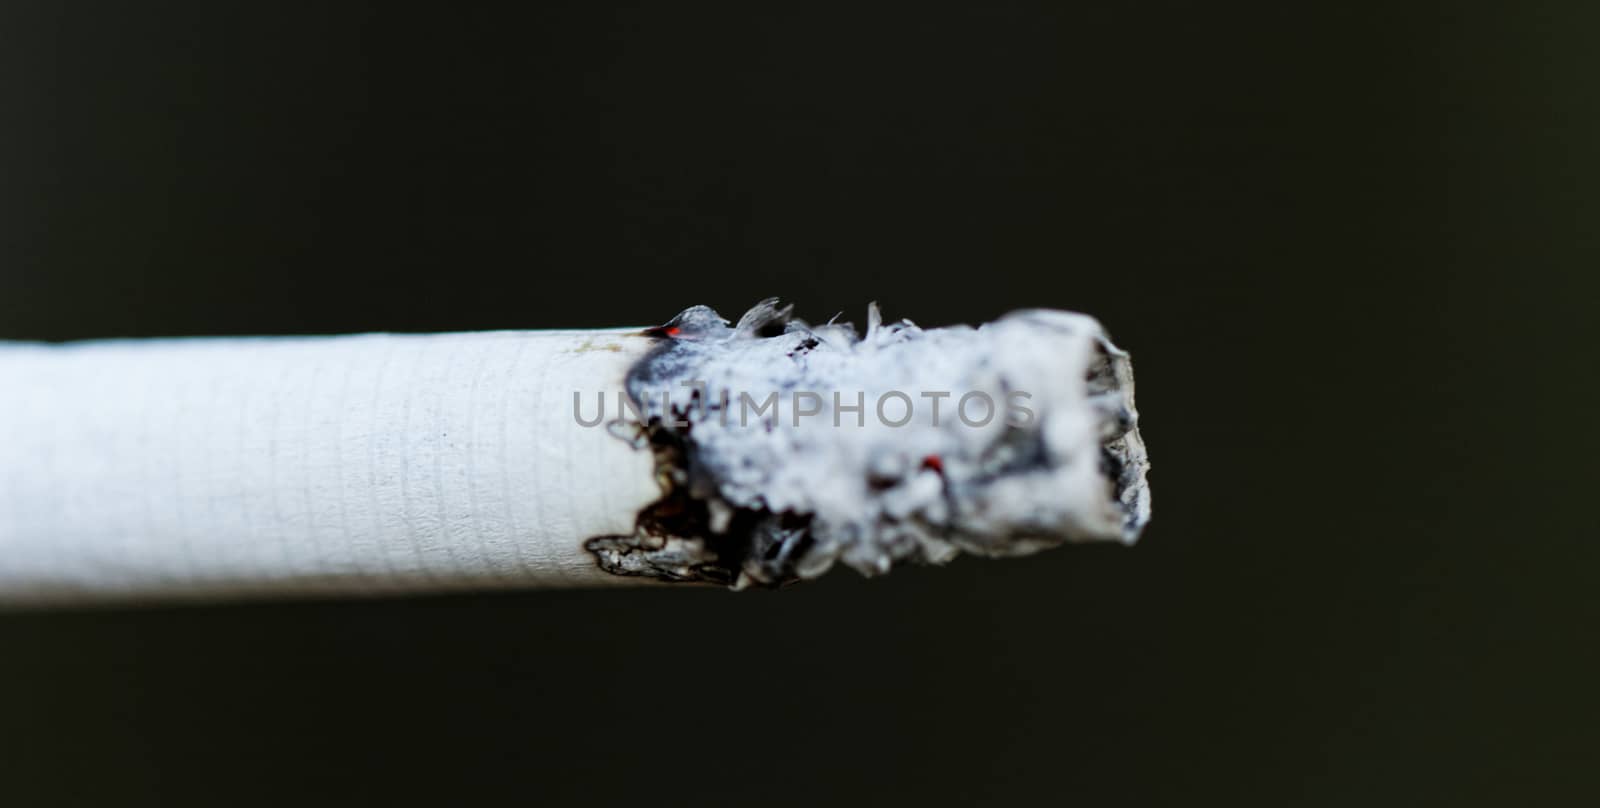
[1,2,1594,805]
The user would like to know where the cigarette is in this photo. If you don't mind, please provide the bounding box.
[0,300,1149,605]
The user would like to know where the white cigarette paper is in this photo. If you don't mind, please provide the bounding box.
[0,330,659,604]
[0,302,1150,605]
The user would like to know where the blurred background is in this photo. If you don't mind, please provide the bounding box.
[1,2,1594,805]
